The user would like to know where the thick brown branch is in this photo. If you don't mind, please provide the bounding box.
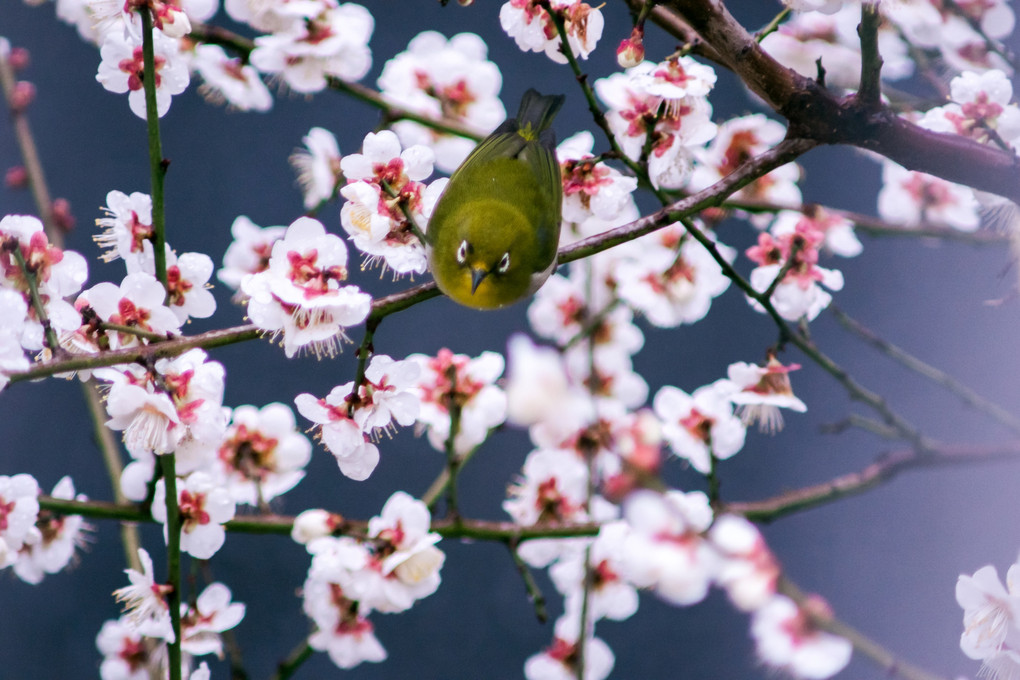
[663,0,1020,202]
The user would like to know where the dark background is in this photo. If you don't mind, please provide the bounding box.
[2,1,1020,677]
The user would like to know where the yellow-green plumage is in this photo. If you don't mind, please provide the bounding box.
[426,89,564,309]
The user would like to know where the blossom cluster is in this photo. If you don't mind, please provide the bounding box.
[295,492,445,668]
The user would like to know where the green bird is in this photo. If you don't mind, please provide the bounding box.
[425,89,565,309]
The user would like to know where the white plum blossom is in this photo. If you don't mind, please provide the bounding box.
[151,472,237,559]
[691,114,802,208]
[113,548,175,642]
[295,387,381,481]
[302,547,388,669]
[190,43,273,112]
[339,130,439,275]
[101,366,182,459]
[762,6,914,88]
[723,354,807,433]
[709,514,780,612]
[654,381,746,474]
[558,131,638,226]
[504,448,589,528]
[500,0,605,64]
[524,611,615,680]
[920,70,1020,147]
[504,334,572,427]
[594,61,717,189]
[408,348,507,454]
[549,520,639,622]
[96,616,160,680]
[0,290,29,390]
[877,161,980,232]
[95,29,190,119]
[180,582,246,658]
[240,216,372,358]
[0,473,40,569]
[751,594,853,679]
[956,558,1020,663]
[351,354,421,434]
[0,214,88,351]
[13,476,91,584]
[615,224,735,328]
[249,3,373,93]
[377,31,506,172]
[290,127,342,210]
[350,491,446,612]
[94,190,154,267]
[215,402,313,506]
[71,272,182,354]
[126,246,216,323]
[217,215,287,292]
[620,489,718,606]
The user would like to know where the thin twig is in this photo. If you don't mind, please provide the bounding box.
[779,577,949,680]
[831,305,1020,435]
[725,441,1020,522]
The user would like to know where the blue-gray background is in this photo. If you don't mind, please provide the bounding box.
[2,1,1019,677]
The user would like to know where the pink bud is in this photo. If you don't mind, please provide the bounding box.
[10,81,36,113]
[9,47,30,72]
[5,166,27,189]
[52,198,76,233]
[616,25,645,69]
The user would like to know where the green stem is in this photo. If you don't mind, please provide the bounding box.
[507,541,549,623]
[756,7,790,42]
[443,392,464,521]
[140,9,168,291]
[9,245,61,354]
[159,453,182,680]
[272,641,314,680]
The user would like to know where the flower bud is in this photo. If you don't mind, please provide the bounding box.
[616,25,645,69]
[10,81,36,113]
[291,508,340,544]
[5,166,27,189]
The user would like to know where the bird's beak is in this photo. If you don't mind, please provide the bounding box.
[470,267,488,294]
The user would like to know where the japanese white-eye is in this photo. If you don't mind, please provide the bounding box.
[426,89,565,309]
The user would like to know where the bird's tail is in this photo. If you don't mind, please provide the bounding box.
[515,89,565,141]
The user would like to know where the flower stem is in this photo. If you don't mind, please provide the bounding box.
[140,9,169,291]
[159,453,183,680]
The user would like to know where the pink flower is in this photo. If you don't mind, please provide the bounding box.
[95,29,190,119]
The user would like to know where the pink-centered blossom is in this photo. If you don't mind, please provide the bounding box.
[751,594,852,679]
[95,29,190,119]
[377,31,506,172]
[215,402,313,506]
[408,348,507,454]
[653,381,746,474]
[113,548,175,642]
[249,3,373,93]
[241,216,372,358]
[13,476,91,584]
[217,215,287,293]
[151,471,236,559]
[190,43,273,112]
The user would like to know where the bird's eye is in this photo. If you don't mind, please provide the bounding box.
[497,252,511,274]
[457,240,469,264]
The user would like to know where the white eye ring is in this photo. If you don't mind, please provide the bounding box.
[457,240,469,264]
[497,252,510,274]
